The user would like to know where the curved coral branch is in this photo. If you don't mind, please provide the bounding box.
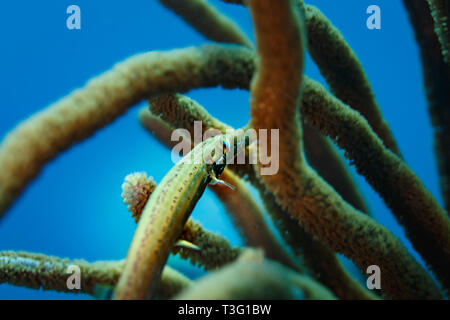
[148,93,232,135]
[175,249,336,300]
[302,77,450,294]
[0,44,254,218]
[248,0,441,299]
[0,251,190,299]
[159,0,252,47]
[300,2,401,157]
[403,0,450,213]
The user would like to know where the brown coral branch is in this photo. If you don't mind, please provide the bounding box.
[0,251,190,299]
[248,0,441,299]
[0,44,254,218]
[159,0,252,47]
[403,0,450,213]
[144,94,377,299]
[175,249,337,300]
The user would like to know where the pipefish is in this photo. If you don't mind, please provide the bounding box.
[114,134,244,300]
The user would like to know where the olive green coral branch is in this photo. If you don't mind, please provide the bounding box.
[403,0,450,214]
[0,251,190,299]
[159,0,252,47]
[248,0,441,299]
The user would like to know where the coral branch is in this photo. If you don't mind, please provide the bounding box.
[300,2,401,157]
[0,251,190,299]
[302,77,450,294]
[121,172,157,222]
[427,0,450,64]
[144,94,376,299]
[176,219,241,270]
[248,0,441,299]
[175,249,336,300]
[148,93,232,135]
[159,0,252,47]
[302,123,370,215]
[0,44,254,218]
[403,0,450,213]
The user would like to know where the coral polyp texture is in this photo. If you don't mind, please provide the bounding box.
[0,0,449,300]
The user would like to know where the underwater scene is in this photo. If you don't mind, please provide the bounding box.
[0,0,449,300]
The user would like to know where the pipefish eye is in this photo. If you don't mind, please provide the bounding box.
[223,139,231,154]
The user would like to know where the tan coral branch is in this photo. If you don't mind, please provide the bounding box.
[159,0,252,47]
[175,249,336,300]
[0,251,190,299]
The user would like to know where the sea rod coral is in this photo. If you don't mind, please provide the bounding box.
[0,0,449,300]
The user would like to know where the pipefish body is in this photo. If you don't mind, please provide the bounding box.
[114,134,236,300]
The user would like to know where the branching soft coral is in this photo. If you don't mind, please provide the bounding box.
[144,92,376,300]
[1,0,449,301]
[248,0,441,299]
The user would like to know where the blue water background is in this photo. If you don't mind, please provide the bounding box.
[0,0,443,299]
